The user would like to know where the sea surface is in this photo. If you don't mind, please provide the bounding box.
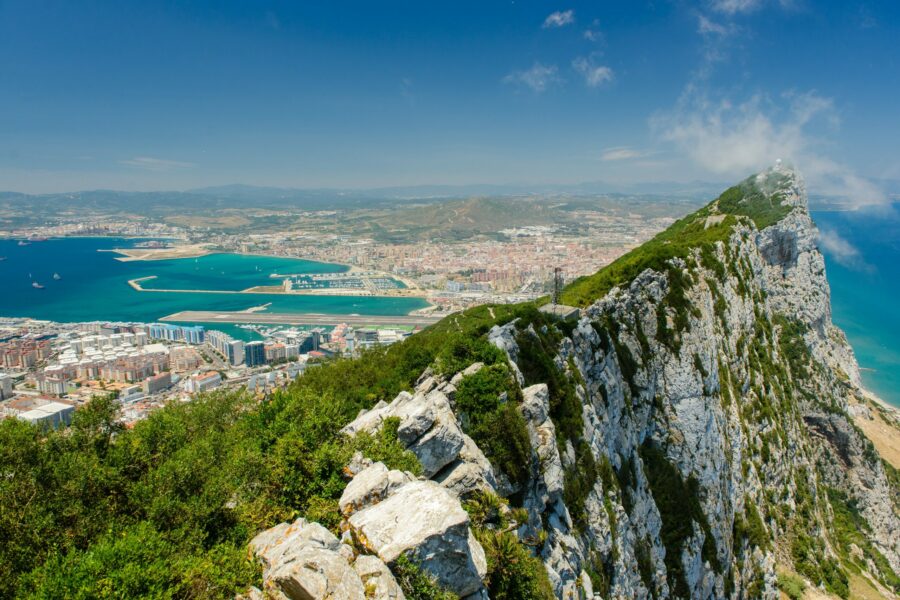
[0,238,428,338]
[813,204,900,408]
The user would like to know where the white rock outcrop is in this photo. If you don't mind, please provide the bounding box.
[346,479,488,597]
[341,389,465,478]
[249,517,405,600]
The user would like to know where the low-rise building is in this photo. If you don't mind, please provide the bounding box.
[142,372,173,395]
[2,396,75,429]
[184,371,222,394]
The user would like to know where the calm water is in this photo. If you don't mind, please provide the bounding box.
[0,238,427,328]
[813,205,900,408]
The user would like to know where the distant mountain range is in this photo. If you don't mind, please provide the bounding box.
[2,178,895,224]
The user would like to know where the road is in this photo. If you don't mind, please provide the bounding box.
[159,310,445,328]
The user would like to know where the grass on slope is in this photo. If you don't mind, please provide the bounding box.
[561,170,793,308]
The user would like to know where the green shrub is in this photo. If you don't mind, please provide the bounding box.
[776,572,806,600]
[635,538,655,592]
[19,522,258,599]
[455,364,531,486]
[477,530,555,600]
[391,555,456,600]
[715,172,792,230]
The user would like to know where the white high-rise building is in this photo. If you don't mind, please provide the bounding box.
[0,374,13,399]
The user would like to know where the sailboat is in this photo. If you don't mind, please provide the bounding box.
[53,273,61,280]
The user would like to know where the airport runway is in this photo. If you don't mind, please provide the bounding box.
[159,310,444,328]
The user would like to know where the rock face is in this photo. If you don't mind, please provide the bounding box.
[343,475,488,597]
[341,388,465,478]
[249,517,405,600]
[489,166,898,598]
[244,166,899,600]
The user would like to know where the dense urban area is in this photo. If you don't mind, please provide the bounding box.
[0,193,690,428]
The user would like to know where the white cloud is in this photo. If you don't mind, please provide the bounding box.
[119,156,195,171]
[543,10,575,29]
[502,63,560,93]
[709,0,797,15]
[710,0,762,14]
[652,90,886,207]
[697,14,731,36]
[817,228,872,271]
[601,147,647,161]
[572,57,613,87]
[583,18,603,41]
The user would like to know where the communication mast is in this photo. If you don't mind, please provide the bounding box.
[552,267,562,306]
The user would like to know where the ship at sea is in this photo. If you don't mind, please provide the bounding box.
[17,240,29,246]
[32,281,44,289]
[53,273,61,280]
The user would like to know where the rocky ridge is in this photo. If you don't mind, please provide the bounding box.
[245,167,899,599]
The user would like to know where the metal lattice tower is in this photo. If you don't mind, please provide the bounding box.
[552,267,562,306]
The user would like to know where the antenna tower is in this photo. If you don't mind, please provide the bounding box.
[552,267,562,305]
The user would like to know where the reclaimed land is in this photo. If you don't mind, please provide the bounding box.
[128,276,427,297]
[159,310,443,327]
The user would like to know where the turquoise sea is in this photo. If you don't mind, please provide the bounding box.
[813,205,900,408]
[0,238,428,339]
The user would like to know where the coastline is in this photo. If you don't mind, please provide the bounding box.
[850,385,900,470]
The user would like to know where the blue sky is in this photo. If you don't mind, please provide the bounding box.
[1,0,898,200]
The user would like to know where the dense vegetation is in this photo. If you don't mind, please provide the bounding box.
[0,302,556,598]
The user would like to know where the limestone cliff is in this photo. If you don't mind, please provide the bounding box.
[248,167,900,600]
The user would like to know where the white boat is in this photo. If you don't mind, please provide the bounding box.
[32,281,44,289]
[53,273,61,280]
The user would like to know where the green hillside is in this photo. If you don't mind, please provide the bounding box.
[561,170,794,307]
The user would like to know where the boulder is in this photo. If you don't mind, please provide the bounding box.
[347,480,487,597]
[250,518,365,600]
[450,362,485,386]
[339,462,414,517]
[434,433,498,498]
[250,517,406,600]
[353,554,407,600]
[250,518,341,571]
[341,389,465,478]
[266,547,366,600]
